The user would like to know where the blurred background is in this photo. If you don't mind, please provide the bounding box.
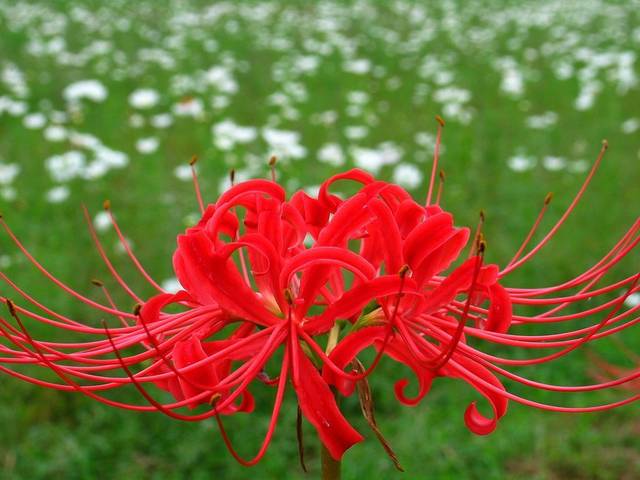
[1,1,639,478]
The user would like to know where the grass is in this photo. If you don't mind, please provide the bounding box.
[1,1,639,478]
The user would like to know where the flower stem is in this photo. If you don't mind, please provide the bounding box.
[321,443,341,480]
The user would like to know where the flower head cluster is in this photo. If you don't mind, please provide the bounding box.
[1,127,639,467]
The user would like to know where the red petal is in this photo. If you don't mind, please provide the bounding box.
[367,198,404,274]
[217,179,285,207]
[173,336,219,409]
[444,354,508,435]
[174,232,279,326]
[485,284,512,333]
[140,290,193,322]
[294,342,363,460]
[323,326,388,396]
[318,169,374,211]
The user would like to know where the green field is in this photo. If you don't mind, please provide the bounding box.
[1,1,640,478]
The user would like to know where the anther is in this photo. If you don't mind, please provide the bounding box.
[103,200,111,210]
[269,155,277,182]
[284,288,294,305]
[91,279,104,287]
[229,169,236,186]
[435,115,446,127]
[6,299,17,317]
[544,192,553,205]
[478,238,487,254]
[189,155,198,166]
[398,264,411,278]
[133,303,142,316]
[209,392,222,405]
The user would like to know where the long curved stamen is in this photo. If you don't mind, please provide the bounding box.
[214,346,290,466]
[426,115,445,206]
[0,217,135,317]
[506,192,553,267]
[501,140,609,276]
[104,202,166,293]
[190,156,205,214]
[431,243,485,371]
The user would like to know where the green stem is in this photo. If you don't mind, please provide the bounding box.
[321,443,341,480]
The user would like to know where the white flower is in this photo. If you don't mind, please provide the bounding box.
[318,143,345,167]
[0,163,20,185]
[501,69,524,96]
[95,147,128,168]
[0,96,27,116]
[213,120,257,149]
[542,156,567,172]
[625,293,640,308]
[23,113,46,129]
[345,126,368,140]
[393,163,423,189]
[351,143,402,175]
[526,112,558,129]
[433,87,471,104]
[343,59,371,74]
[174,164,193,181]
[81,161,109,180]
[63,80,108,103]
[44,125,67,142]
[204,66,238,94]
[151,113,173,129]
[129,89,160,109]
[622,118,640,134]
[263,128,306,159]
[135,137,159,154]
[1,187,16,201]
[45,151,86,182]
[46,186,70,203]
[507,155,536,172]
[93,211,112,232]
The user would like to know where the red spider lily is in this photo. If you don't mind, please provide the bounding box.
[1,123,639,471]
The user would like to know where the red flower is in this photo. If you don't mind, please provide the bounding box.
[1,127,639,468]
